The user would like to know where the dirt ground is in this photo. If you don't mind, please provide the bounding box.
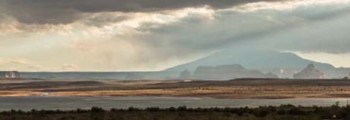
[1,79,350,99]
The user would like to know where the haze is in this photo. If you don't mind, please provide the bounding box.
[1,0,350,71]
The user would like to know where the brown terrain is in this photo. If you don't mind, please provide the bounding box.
[1,78,350,99]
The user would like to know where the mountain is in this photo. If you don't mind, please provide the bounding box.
[179,64,278,80]
[293,64,325,79]
[165,48,348,78]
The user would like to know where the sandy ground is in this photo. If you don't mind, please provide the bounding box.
[1,79,350,99]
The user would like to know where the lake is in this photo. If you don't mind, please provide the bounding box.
[0,96,349,111]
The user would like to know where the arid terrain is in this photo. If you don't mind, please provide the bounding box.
[1,79,350,99]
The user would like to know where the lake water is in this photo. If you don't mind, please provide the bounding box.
[0,96,349,111]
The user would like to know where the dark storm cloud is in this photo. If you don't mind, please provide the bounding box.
[0,0,282,24]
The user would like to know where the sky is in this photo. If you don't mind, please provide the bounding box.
[0,0,350,71]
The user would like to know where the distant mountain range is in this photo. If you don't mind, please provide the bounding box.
[4,48,350,80]
[178,64,278,80]
[165,48,350,78]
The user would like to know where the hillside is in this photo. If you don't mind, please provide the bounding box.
[165,48,348,78]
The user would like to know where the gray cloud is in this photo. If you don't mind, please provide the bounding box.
[1,0,282,24]
[132,1,350,59]
[63,1,350,71]
[2,0,350,71]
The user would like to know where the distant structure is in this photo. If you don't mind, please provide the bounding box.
[0,71,20,79]
[293,64,324,79]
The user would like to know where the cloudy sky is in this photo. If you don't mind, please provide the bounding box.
[0,0,350,71]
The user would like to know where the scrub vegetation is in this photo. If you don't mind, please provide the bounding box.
[0,104,349,120]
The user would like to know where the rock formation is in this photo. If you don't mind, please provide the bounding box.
[184,64,278,80]
[293,64,324,79]
[179,69,191,79]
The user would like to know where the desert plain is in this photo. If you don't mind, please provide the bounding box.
[1,79,350,99]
